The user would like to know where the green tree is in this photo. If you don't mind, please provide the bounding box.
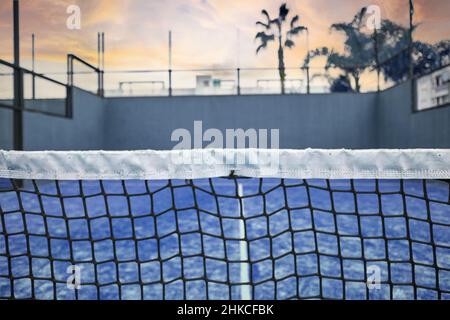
[302,8,374,93]
[255,3,307,94]
[373,20,446,83]
[434,40,450,65]
[303,48,354,92]
[327,8,374,92]
[304,7,450,92]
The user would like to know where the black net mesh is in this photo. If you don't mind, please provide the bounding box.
[0,177,449,300]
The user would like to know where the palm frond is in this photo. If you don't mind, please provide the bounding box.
[256,21,270,29]
[290,15,299,28]
[279,3,289,21]
[255,32,275,54]
[255,31,275,41]
[261,9,271,23]
[330,22,352,32]
[288,26,307,36]
[260,8,279,27]
[285,39,295,48]
[256,43,268,54]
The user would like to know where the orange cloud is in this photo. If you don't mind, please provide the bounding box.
[0,0,448,74]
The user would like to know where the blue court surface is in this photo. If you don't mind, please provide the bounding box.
[0,178,449,300]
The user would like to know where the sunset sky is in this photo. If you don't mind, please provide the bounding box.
[0,0,449,74]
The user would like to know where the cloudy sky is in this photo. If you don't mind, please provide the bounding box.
[0,0,449,73]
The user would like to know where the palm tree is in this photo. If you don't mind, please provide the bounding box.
[255,3,307,94]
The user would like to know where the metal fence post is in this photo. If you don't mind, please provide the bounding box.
[66,84,73,118]
[97,69,104,97]
[67,55,72,87]
[13,68,24,151]
[168,69,172,96]
[237,68,241,95]
[98,69,101,96]
[13,0,23,151]
[306,66,310,94]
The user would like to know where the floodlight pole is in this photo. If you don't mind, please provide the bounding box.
[101,32,105,96]
[32,33,35,99]
[408,0,415,110]
[102,32,105,71]
[236,28,240,68]
[13,0,23,151]
[97,32,105,96]
[409,0,414,80]
[169,30,172,70]
[97,32,101,69]
[306,28,310,94]
[169,31,172,96]
[374,27,380,92]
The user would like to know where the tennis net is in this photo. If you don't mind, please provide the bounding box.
[0,149,449,300]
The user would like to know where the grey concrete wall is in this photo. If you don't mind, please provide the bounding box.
[25,99,68,116]
[2,80,449,151]
[0,108,13,149]
[104,93,378,150]
[23,88,105,150]
[377,81,450,148]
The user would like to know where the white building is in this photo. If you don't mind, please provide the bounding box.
[417,66,450,110]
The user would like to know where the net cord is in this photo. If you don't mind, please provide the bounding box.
[0,149,450,180]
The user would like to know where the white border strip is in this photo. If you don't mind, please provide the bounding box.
[0,149,449,180]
